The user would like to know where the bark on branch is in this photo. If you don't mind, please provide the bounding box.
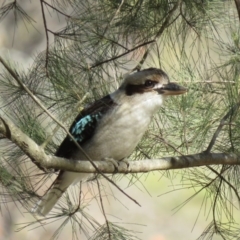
[0,116,240,174]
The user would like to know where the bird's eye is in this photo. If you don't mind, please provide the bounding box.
[144,80,155,87]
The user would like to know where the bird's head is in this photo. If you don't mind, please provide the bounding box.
[113,68,187,115]
[120,68,187,97]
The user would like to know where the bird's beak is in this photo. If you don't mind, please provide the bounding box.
[157,82,187,95]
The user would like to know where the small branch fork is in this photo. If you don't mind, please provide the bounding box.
[39,0,71,74]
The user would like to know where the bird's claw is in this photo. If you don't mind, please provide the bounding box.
[103,157,119,173]
[103,158,131,173]
[120,158,131,171]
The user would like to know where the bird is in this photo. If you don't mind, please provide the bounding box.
[33,68,187,216]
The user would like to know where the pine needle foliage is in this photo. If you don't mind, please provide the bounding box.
[0,0,240,239]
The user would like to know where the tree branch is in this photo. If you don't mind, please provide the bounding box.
[206,98,240,153]
[0,115,239,175]
[47,152,240,173]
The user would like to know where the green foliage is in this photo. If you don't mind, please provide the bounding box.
[1,0,240,240]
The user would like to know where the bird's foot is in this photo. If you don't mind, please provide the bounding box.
[120,158,131,171]
[102,157,119,173]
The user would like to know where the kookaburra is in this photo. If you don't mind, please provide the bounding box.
[33,68,187,216]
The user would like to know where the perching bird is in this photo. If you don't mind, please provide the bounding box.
[33,68,187,216]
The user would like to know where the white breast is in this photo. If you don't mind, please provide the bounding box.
[72,89,164,161]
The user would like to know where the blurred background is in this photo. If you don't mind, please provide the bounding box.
[0,1,234,240]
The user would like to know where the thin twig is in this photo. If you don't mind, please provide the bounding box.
[96,179,112,240]
[207,166,240,203]
[205,99,240,153]
[183,81,235,83]
[131,0,181,72]
[101,0,125,37]
[131,49,150,72]
[41,92,90,149]
[155,0,181,39]
[89,40,155,69]
[94,32,129,51]
[40,0,49,74]
[42,1,71,18]
[172,174,219,214]
[211,166,226,239]
[180,1,199,37]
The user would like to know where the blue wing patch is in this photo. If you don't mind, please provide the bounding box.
[55,94,115,159]
[70,113,102,142]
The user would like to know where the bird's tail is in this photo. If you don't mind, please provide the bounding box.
[32,171,90,216]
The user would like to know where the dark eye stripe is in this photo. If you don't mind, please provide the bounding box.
[144,80,155,87]
[125,81,158,96]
